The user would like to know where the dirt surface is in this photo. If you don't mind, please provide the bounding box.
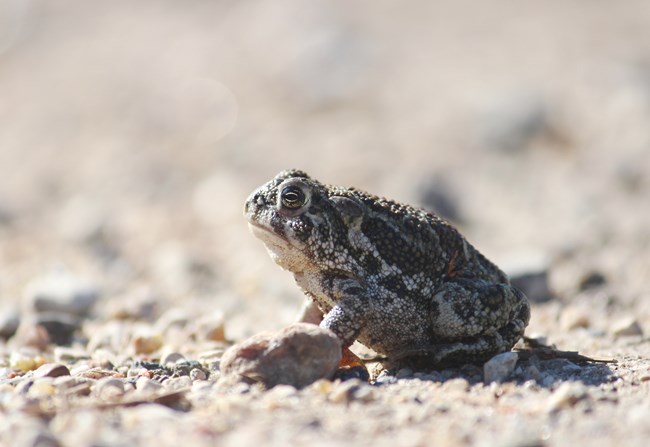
[1,1,650,446]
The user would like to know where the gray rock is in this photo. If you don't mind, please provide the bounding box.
[35,312,81,345]
[220,323,342,389]
[135,376,164,395]
[26,272,100,317]
[92,377,126,401]
[417,178,462,223]
[160,352,185,366]
[504,254,553,303]
[189,368,207,381]
[33,363,71,379]
[611,317,644,337]
[547,382,590,412]
[578,270,607,291]
[483,352,519,383]
[475,91,549,152]
[559,305,591,331]
[0,305,20,339]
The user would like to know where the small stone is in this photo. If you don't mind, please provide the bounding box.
[559,305,591,330]
[76,367,121,380]
[10,352,45,373]
[441,378,470,392]
[396,368,414,379]
[25,271,100,317]
[53,346,91,364]
[475,91,549,152]
[133,332,163,354]
[578,271,607,291]
[52,376,92,396]
[374,370,397,385]
[329,379,369,404]
[93,377,126,401]
[106,286,160,321]
[33,363,70,379]
[155,307,192,332]
[12,322,51,350]
[503,253,552,303]
[547,382,589,412]
[417,179,461,223]
[197,349,224,365]
[35,312,81,345]
[28,378,56,398]
[172,360,205,377]
[69,363,92,376]
[135,376,163,395]
[195,312,227,342]
[189,368,207,381]
[483,352,519,383]
[0,305,20,339]
[220,323,342,389]
[306,379,334,395]
[611,317,644,337]
[162,376,192,391]
[160,352,185,366]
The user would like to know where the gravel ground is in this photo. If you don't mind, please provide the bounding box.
[1,1,650,446]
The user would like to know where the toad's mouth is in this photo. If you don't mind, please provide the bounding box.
[247,222,291,247]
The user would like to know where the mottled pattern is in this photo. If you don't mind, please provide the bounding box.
[244,170,530,367]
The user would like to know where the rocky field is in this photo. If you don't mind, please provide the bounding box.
[1,1,650,446]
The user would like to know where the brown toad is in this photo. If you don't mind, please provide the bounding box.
[244,170,530,368]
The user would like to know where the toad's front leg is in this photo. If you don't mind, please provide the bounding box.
[319,278,371,380]
[319,277,369,346]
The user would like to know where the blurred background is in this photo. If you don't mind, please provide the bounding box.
[1,0,649,345]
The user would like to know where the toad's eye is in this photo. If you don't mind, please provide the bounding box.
[280,185,306,209]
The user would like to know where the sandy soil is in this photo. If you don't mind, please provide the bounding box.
[1,1,650,446]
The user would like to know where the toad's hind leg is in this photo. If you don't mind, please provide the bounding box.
[430,278,530,352]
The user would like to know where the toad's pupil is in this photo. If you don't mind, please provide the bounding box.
[281,187,305,208]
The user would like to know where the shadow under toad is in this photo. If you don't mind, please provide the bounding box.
[370,344,617,388]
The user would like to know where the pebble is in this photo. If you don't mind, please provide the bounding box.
[160,352,185,366]
[374,370,397,385]
[155,307,192,332]
[547,382,589,412]
[12,322,51,350]
[220,323,342,389]
[25,271,100,317]
[195,312,227,342]
[105,285,159,321]
[53,347,91,364]
[396,368,414,379]
[189,368,207,381]
[0,305,20,339]
[93,377,126,401]
[135,376,164,395]
[503,252,553,303]
[133,332,163,354]
[417,179,462,223]
[53,376,92,396]
[484,352,519,383]
[578,270,607,291]
[162,376,192,391]
[611,317,644,337]
[559,305,591,330]
[441,378,470,392]
[329,379,371,404]
[10,352,45,373]
[474,91,549,152]
[28,378,56,398]
[33,363,71,379]
[35,312,81,345]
